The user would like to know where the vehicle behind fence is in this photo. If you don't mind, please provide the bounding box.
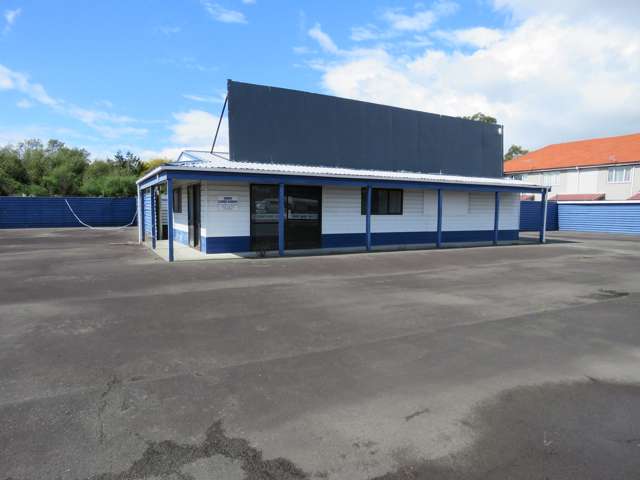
[0,196,137,228]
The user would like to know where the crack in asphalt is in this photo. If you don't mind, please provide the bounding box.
[86,420,307,480]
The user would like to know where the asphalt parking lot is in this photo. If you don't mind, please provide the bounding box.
[1,228,640,479]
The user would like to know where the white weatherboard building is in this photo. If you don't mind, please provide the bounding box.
[137,81,549,261]
[136,151,548,261]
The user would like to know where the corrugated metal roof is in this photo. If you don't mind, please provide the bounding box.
[138,150,544,190]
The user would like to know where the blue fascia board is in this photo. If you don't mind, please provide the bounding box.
[158,169,545,193]
[138,173,168,190]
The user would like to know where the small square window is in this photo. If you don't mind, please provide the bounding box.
[173,187,182,213]
[361,188,403,215]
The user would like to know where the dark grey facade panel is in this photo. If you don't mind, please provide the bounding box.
[227,80,504,178]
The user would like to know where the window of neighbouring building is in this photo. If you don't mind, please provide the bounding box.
[542,172,560,186]
[608,166,632,183]
[510,174,523,180]
[361,188,403,215]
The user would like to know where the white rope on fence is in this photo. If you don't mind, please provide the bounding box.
[64,199,138,230]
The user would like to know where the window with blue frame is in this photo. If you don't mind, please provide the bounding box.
[361,188,403,215]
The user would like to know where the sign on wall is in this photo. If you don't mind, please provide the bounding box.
[217,196,239,210]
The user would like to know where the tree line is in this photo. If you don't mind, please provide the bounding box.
[0,139,168,197]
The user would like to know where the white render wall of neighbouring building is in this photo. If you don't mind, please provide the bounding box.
[513,164,640,200]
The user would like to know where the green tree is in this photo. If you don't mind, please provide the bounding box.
[142,157,170,174]
[0,138,143,197]
[113,150,144,176]
[462,112,498,124]
[504,144,529,161]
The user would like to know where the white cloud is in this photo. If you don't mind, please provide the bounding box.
[382,8,437,32]
[305,4,640,150]
[382,1,458,32]
[201,1,247,24]
[3,8,20,34]
[434,27,503,48]
[308,23,339,54]
[16,98,32,108]
[350,25,384,42]
[0,64,58,106]
[140,110,228,160]
[182,93,225,104]
[492,0,640,22]
[170,110,223,145]
[0,63,147,140]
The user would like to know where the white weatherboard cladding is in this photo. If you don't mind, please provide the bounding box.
[321,186,520,235]
[498,192,520,230]
[372,189,428,233]
[322,186,364,234]
[203,182,250,237]
[443,191,494,231]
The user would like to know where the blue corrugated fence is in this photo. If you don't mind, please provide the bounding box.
[0,196,137,228]
[558,202,640,235]
[520,200,558,231]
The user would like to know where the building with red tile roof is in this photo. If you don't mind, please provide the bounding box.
[504,133,640,201]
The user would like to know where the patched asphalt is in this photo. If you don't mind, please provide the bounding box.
[1,228,640,479]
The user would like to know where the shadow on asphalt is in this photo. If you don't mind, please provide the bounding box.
[23,379,636,480]
[373,378,640,479]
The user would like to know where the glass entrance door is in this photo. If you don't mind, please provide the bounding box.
[285,185,321,250]
[250,184,279,251]
[250,184,322,252]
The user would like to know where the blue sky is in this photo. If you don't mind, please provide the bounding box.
[1,0,639,159]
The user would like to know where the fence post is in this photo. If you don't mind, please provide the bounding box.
[167,177,174,262]
[436,189,443,248]
[540,190,548,244]
[366,185,372,251]
[493,191,500,245]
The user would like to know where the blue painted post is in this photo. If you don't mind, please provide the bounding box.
[366,185,372,251]
[539,189,548,244]
[167,177,174,262]
[138,185,144,243]
[436,189,443,248]
[278,183,285,256]
[151,186,157,249]
[493,191,500,245]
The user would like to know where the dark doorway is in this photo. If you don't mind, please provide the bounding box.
[285,185,321,250]
[250,184,322,252]
[187,184,201,249]
[251,184,279,251]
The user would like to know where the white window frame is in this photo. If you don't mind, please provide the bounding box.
[541,171,560,186]
[607,166,632,184]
